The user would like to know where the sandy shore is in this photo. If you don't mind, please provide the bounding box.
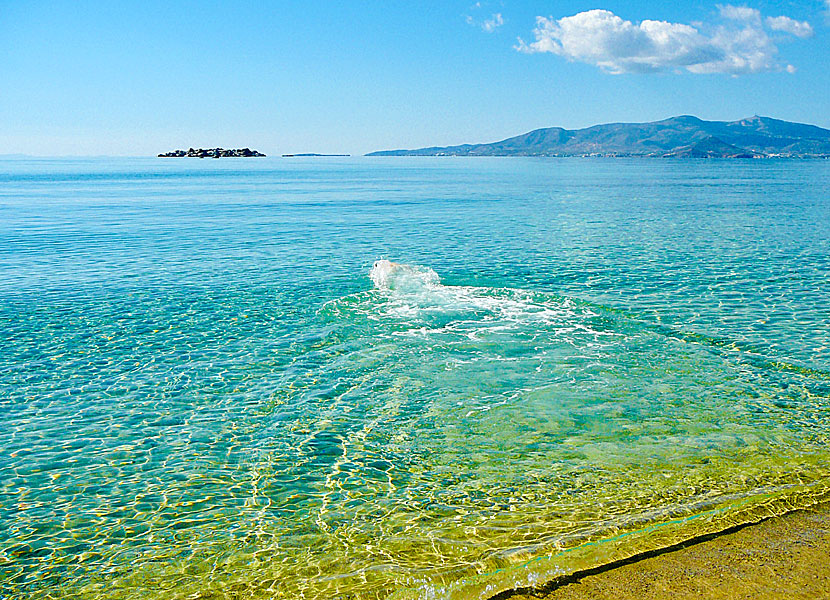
[499,502,830,600]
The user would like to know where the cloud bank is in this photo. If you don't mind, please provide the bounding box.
[517,5,812,74]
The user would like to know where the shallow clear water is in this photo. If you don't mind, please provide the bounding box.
[1,157,829,599]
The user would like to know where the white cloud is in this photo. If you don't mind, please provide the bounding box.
[482,13,504,33]
[765,15,813,37]
[468,11,504,33]
[718,5,761,23]
[517,6,811,75]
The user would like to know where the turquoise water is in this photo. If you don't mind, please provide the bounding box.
[1,157,829,599]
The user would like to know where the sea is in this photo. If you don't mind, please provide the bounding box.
[1,157,829,599]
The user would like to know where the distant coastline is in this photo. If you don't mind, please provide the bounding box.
[367,115,830,158]
[159,148,265,158]
[281,153,350,157]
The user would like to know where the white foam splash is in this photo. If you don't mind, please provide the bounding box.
[369,259,397,289]
[354,261,616,346]
[369,260,440,291]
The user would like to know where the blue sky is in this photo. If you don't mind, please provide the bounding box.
[1,1,828,155]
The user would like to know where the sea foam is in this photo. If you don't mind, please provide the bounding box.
[370,259,440,292]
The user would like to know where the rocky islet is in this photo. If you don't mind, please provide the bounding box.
[158,148,265,158]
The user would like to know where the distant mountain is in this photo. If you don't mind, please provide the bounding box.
[367,116,830,158]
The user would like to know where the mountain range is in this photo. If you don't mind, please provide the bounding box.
[367,116,830,158]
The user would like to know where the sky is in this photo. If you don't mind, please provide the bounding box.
[1,1,828,156]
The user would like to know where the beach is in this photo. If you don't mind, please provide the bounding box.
[505,503,830,600]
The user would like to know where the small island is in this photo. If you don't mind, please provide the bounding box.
[158,148,265,158]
